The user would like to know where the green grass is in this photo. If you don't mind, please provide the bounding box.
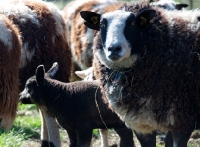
[0,104,41,147]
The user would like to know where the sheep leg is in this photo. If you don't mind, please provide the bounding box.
[99,129,109,147]
[76,128,93,147]
[164,131,173,147]
[42,110,61,147]
[171,131,191,147]
[67,129,77,147]
[134,131,156,147]
[114,127,134,147]
[40,109,49,147]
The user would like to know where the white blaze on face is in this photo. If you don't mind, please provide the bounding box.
[103,10,132,62]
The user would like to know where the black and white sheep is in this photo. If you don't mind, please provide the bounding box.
[81,2,200,147]
[62,0,126,81]
[63,0,188,82]
[19,63,137,147]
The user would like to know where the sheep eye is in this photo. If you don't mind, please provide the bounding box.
[131,22,135,26]
[100,22,105,28]
[161,5,166,9]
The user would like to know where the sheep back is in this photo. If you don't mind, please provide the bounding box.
[0,0,72,90]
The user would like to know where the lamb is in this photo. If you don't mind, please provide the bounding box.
[0,0,72,145]
[81,2,200,147]
[0,14,22,130]
[19,62,137,147]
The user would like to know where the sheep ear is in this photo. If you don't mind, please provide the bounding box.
[75,70,87,79]
[47,62,59,78]
[80,11,101,31]
[36,65,45,85]
[136,9,156,29]
[175,4,188,10]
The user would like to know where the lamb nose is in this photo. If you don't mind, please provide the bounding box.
[108,46,122,53]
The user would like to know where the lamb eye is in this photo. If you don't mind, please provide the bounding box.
[26,85,31,93]
[131,22,135,26]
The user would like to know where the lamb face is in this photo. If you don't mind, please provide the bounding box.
[81,9,155,69]
[19,62,59,106]
[19,77,42,105]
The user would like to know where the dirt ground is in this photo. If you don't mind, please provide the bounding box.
[21,127,200,147]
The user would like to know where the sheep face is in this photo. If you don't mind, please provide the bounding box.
[81,10,155,69]
[19,62,59,105]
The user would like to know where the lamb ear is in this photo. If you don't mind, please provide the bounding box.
[80,11,101,31]
[47,62,59,78]
[36,65,45,85]
[136,9,156,29]
[175,4,188,10]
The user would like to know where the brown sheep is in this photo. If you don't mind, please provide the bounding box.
[62,0,123,81]
[0,14,22,130]
[0,0,72,146]
[0,0,72,90]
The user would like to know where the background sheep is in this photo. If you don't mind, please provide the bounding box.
[62,0,125,81]
[0,14,22,130]
[19,62,136,147]
[81,2,200,147]
[0,0,72,146]
[151,0,188,10]
[62,0,189,82]
[0,0,72,90]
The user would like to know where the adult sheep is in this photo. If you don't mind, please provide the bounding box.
[19,63,136,147]
[63,0,188,81]
[81,2,200,147]
[0,14,22,130]
[0,0,72,91]
[0,0,72,146]
[151,0,188,10]
[63,0,125,81]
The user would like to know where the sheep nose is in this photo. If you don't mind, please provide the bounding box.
[108,45,122,53]
[108,45,122,61]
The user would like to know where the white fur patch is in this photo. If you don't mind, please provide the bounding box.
[0,1,40,68]
[102,10,132,63]
[151,0,177,10]
[81,28,94,45]
[20,42,35,68]
[164,9,200,37]
[0,1,40,26]
[95,49,137,69]
[0,17,12,50]
[105,82,175,133]
[44,1,66,40]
